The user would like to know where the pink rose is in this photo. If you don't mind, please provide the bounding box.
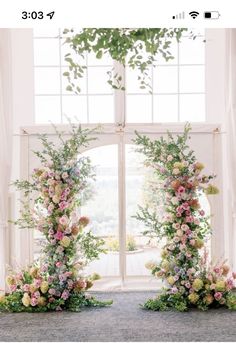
[61,290,70,300]
[214,292,222,301]
[55,261,63,268]
[10,285,17,293]
[49,288,56,295]
[199,210,205,216]
[31,297,38,306]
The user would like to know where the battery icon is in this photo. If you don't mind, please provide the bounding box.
[204,11,220,19]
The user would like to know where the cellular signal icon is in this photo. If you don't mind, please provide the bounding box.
[189,11,200,19]
[172,12,185,19]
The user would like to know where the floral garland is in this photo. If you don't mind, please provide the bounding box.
[0,124,112,312]
[134,124,236,311]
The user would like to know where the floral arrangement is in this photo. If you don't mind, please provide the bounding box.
[134,124,236,311]
[0,123,112,312]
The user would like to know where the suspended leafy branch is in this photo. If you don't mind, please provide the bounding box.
[62,28,188,93]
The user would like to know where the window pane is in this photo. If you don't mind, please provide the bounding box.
[34,68,60,94]
[88,95,114,123]
[179,36,205,65]
[87,51,113,66]
[126,67,151,94]
[179,66,205,93]
[62,96,87,123]
[126,145,160,276]
[35,96,61,123]
[153,95,178,122]
[126,95,152,123]
[82,145,119,276]
[34,39,60,65]
[34,28,59,38]
[153,66,178,93]
[87,67,113,94]
[179,94,205,122]
[61,67,87,94]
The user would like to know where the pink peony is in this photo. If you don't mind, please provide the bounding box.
[177,186,185,194]
[30,297,38,306]
[59,201,69,211]
[34,279,42,288]
[59,215,69,226]
[55,231,64,240]
[23,284,30,292]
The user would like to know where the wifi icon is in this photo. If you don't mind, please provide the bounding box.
[189,11,199,19]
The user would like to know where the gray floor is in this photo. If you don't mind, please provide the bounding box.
[0,291,236,342]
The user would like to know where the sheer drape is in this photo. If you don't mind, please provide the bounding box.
[226,29,236,270]
[0,30,13,290]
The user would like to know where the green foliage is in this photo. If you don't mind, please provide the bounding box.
[67,293,113,312]
[62,28,188,93]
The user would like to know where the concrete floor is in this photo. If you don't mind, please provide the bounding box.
[0,291,236,342]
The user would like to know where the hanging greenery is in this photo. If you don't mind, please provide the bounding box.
[62,28,187,93]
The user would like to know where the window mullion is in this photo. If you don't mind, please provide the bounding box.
[114,61,126,126]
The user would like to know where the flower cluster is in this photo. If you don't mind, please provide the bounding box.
[0,124,112,312]
[135,124,236,311]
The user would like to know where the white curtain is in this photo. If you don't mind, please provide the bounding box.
[225,29,236,270]
[0,30,13,290]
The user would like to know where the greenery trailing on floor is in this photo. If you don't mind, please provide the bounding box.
[0,123,112,312]
[134,124,236,311]
[62,28,187,93]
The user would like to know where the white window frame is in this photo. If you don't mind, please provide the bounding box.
[8,28,231,285]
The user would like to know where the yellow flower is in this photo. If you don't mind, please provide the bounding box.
[167,276,175,286]
[0,294,5,303]
[29,266,39,278]
[90,273,101,281]
[22,293,30,307]
[145,261,157,270]
[29,284,37,294]
[6,275,15,286]
[60,236,71,248]
[222,264,230,276]
[161,260,170,272]
[192,278,204,291]
[176,229,183,237]
[173,162,184,169]
[204,184,219,195]
[195,238,204,249]
[188,292,199,304]
[195,162,204,171]
[52,195,60,204]
[38,296,47,306]
[161,249,168,258]
[172,168,180,175]
[215,280,226,292]
[204,294,214,305]
[40,281,49,294]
